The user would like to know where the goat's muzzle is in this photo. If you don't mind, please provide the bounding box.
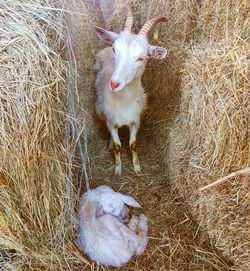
[110,81,120,91]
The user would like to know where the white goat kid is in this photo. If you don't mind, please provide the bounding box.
[94,8,168,175]
[78,185,148,267]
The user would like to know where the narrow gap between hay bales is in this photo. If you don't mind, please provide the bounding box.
[66,2,232,269]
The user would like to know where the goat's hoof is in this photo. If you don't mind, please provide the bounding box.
[133,163,141,174]
[115,164,122,175]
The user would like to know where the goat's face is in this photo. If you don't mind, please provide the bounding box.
[109,32,148,92]
[98,189,140,220]
[93,14,168,92]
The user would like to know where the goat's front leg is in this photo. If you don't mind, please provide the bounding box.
[129,124,141,174]
[107,123,122,175]
[108,137,113,150]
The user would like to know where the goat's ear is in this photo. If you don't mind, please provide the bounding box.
[148,45,168,59]
[93,26,118,45]
[117,193,141,208]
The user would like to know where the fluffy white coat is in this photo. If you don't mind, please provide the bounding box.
[78,185,148,267]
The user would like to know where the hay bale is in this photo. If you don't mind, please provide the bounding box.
[168,40,250,270]
[163,2,249,269]
[0,1,86,269]
[196,0,249,42]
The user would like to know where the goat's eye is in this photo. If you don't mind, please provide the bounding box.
[137,57,144,62]
[112,47,115,53]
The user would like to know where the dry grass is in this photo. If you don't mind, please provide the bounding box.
[167,41,250,270]
[0,1,83,270]
[0,0,249,270]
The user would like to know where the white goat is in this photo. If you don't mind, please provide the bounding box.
[78,185,148,267]
[94,8,168,174]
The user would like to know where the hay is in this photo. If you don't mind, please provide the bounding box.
[167,40,250,270]
[1,0,249,270]
[0,1,85,270]
[165,3,249,270]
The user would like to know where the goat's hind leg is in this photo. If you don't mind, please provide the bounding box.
[108,137,113,150]
[127,215,139,231]
[107,123,122,175]
[135,214,148,255]
[129,124,141,174]
[126,214,148,255]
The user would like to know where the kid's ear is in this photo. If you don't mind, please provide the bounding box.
[93,26,118,45]
[148,45,168,59]
[117,193,140,208]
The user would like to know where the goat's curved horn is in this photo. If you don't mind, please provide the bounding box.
[138,16,168,36]
[123,6,133,32]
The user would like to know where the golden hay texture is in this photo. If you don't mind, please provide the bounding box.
[0,1,86,270]
[165,1,250,270]
[0,0,249,270]
[168,41,250,270]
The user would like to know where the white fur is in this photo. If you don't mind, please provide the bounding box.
[93,18,167,175]
[95,37,147,127]
[95,55,146,128]
[78,185,148,267]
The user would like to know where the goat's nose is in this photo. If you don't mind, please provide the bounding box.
[110,81,120,91]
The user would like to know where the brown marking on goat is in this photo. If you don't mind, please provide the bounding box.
[130,141,137,152]
[98,112,106,122]
[131,145,140,167]
[123,208,132,225]
[114,144,121,153]
[136,225,143,235]
[113,144,121,167]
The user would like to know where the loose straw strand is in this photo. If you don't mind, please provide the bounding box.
[200,167,250,191]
